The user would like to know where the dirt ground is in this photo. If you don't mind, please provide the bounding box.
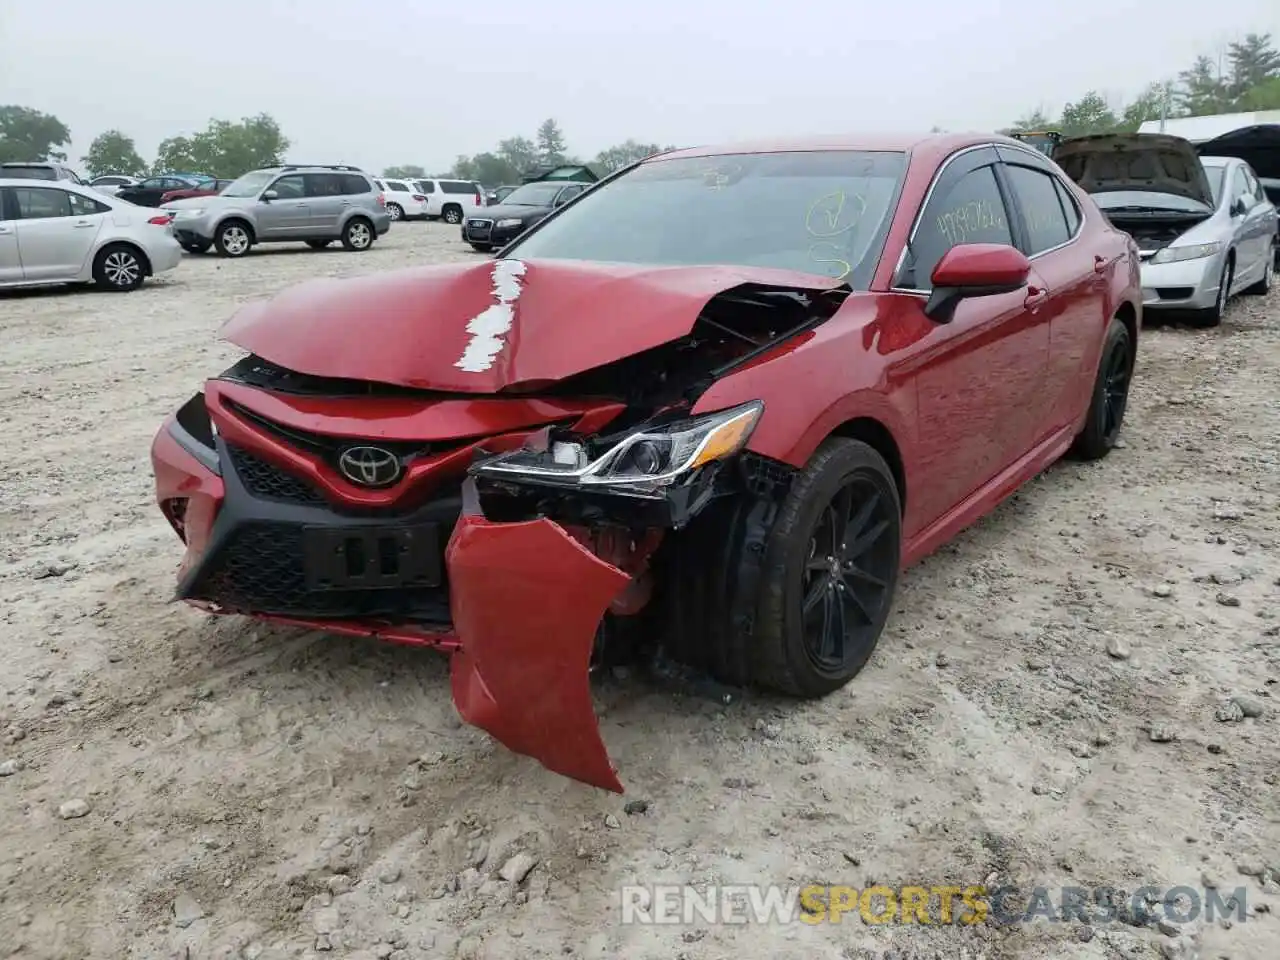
[1,224,1277,960]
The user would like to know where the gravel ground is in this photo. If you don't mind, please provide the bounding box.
[1,223,1277,960]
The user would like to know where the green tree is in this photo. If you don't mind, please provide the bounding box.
[1176,55,1231,115]
[1225,33,1280,101]
[82,130,147,177]
[154,114,290,177]
[593,139,672,173]
[1058,91,1119,137]
[0,105,72,163]
[383,164,426,179]
[1119,82,1173,132]
[497,136,538,177]
[535,118,567,164]
[1240,75,1280,110]
[1006,108,1056,133]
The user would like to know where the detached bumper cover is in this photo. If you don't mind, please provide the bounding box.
[447,499,630,793]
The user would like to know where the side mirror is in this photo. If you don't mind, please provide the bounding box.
[261,190,278,203]
[924,243,1030,324]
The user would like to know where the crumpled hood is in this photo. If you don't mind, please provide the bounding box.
[1054,133,1216,208]
[221,257,844,394]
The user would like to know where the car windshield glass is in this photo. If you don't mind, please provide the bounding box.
[1091,190,1211,213]
[221,171,276,198]
[503,183,563,206]
[1200,163,1227,205]
[506,150,907,287]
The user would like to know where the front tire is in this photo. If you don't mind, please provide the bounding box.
[92,243,147,291]
[1244,241,1274,295]
[1195,256,1233,327]
[751,439,902,698]
[470,243,494,253]
[214,220,253,258]
[341,217,375,251]
[1071,316,1133,461]
[306,239,332,250]
[181,239,212,254]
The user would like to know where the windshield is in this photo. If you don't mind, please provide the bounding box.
[503,182,564,206]
[1092,190,1212,214]
[221,171,276,198]
[1200,163,1227,206]
[505,150,907,288]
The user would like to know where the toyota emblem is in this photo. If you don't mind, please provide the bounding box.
[337,446,402,488]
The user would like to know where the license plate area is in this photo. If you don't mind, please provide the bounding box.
[303,523,441,591]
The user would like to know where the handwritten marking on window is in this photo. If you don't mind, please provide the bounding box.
[936,199,1005,246]
[804,190,866,281]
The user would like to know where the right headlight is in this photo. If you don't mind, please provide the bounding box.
[494,218,523,229]
[173,208,205,219]
[472,401,764,495]
[1151,241,1221,264]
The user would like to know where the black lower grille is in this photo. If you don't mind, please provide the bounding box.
[228,445,326,506]
[191,521,450,622]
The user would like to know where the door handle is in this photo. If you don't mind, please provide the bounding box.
[73,220,96,228]
[340,200,353,206]
[1093,254,1109,274]
[293,203,307,208]
[1024,285,1049,309]
[0,226,12,235]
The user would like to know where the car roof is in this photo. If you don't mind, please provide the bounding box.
[653,132,1010,164]
[0,177,105,195]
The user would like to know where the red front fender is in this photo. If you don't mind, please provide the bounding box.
[446,500,630,793]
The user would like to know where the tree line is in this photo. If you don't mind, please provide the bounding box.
[3,32,1277,182]
[1002,31,1280,137]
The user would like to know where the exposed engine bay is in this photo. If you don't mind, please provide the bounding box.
[1099,213,1209,252]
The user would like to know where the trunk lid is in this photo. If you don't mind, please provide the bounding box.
[1053,133,1216,209]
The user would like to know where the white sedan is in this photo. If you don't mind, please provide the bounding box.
[0,178,182,292]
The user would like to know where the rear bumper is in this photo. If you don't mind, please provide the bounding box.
[1138,254,1221,310]
[148,236,184,274]
[151,410,632,792]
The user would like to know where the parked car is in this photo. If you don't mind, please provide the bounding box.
[373,178,429,221]
[461,180,590,251]
[0,177,181,291]
[117,175,207,208]
[1192,123,1280,262]
[149,132,1141,792]
[160,164,390,256]
[88,174,139,196]
[406,178,485,223]
[160,179,233,205]
[1055,133,1276,325]
[0,161,84,184]
[486,184,518,205]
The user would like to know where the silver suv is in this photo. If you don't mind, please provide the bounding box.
[160,164,391,257]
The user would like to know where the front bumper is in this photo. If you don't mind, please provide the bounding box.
[170,215,213,242]
[151,403,639,793]
[1138,253,1221,310]
[461,218,523,247]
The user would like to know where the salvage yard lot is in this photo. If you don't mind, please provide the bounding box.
[1,224,1277,960]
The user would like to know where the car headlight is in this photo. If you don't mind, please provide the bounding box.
[494,218,523,229]
[472,401,764,494]
[173,208,205,219]
[1151,241,1221,264]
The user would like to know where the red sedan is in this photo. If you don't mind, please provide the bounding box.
[159,178,233,205]
[150,133,1141,792]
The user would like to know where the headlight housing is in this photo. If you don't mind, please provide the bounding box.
[494,218,523,229]
[472,401,764,495]
[174,208,205,219]
[1151,241,1221,264]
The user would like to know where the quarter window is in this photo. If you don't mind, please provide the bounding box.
[898,164,1012,289]
[1053,177,1081,234]
[67,192,109,216]
[14,187,73,219]
[1004,164,1071,254]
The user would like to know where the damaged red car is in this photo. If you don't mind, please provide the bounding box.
[151,133,1142,792]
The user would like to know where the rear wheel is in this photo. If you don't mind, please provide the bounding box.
[341,217,374,251]
[1070,316,1133,460]
[214,220,253,258]
[1195,256,1233,327]
[442,204,463,225]
[387,203,404,222]
[1244,241,1274,295]
[92,243,148,291]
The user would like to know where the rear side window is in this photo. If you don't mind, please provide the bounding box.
[339,174,372,194]
[3,165,58,180]
[1053,178,1081,234]
[385,180,408,192]
[441,181,475,194]
[14,187,73,219]
[1003,164,1071,254]
[899,164,1012,288]
[68,192,109,216]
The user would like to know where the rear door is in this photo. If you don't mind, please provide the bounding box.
[12,185,105,280]
[996,151,1103,436]
[0,189,21,282]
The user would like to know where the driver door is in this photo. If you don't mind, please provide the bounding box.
[893,147,1050,533]
[257,174,309,238]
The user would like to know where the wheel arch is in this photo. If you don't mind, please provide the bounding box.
[215,215,256,243]
[824,417,907,513]
[1113,299,1138,347]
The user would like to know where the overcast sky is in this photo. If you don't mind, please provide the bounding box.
[2,0,1277,174]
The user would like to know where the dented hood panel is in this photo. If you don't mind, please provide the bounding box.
[221,258,844,394]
